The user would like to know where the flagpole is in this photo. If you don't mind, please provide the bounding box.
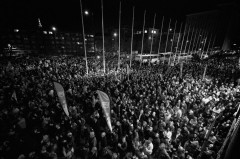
[187,23,196,54]
[163,18,171,64]
[101,0,106,73]
[149,13,156,65]
[205,33,213,55]
[140,10,146,66]
[183,23,191,53]
[197,29,207,57]
[130,6,135,68]
[195,19,209,56]
[173,22,182,63]
[178,22,188,63]
[157,16,164,61]
[200,31,209,59]
[118,1,121,70]
[80,0,88,75]
[169,20,177,65]
[210,34,216,55]
[190,27,200,56]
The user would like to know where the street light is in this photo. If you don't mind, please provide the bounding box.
[113,33,117,37]
[52,26,57,31]
[84,10,89,15]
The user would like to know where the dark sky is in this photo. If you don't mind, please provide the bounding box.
[0,0,237,32]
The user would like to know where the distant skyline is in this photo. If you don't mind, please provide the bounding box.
[0,0,238,33]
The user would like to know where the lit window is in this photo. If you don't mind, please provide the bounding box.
[90,35,94,37]
[154,30,156,34]
[145,30,147,33]
[49,31,53,34]
[149,36,151,40]
[14,29,19,33]
[43,31,47,34]
[233,43,237,46]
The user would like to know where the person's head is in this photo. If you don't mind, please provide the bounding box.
[90,131,95,138]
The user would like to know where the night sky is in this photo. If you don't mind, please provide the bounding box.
[0,0,238,32]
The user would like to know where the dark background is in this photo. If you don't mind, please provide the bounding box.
[0,0,238,32]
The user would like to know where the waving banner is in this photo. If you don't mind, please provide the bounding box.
[97,90,112,132]
[53,82,69,117]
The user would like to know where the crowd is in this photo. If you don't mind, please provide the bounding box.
[0,54,240,159]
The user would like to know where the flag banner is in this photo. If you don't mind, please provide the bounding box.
[53,82,69,117]
[97,90,112,132]
[180,63,183,78]
[202,65,207,80]
[12,90,17,102]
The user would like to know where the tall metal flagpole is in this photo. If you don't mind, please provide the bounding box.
[210,34,216,55]
[194,28,203,54]
[173,23,182,63]
[165,19,172,53]
[118,1,121,70]
[178,22,188,63]
[205,33,213,55]
[183,23,191,53]
[140,10,146,66]
[130,7,135,68]
[190,27,200,56]
[163,18,171,64]
[200,31,209,58]
[197,29,208,57]
[149,13,156,64]
[101,0,105,73]
[80,0,88,75]
[187,23,196,54]
[157,16,164,61]
[195,19,208,56]
[169,20,177,65]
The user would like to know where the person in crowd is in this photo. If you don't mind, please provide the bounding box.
[0,53,239,159]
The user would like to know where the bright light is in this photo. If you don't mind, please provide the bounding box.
[43,31,47,34]
[169,28,172,31]
[113,33,117,37]
[49,31,53,34]
[97,56,100,59]
[151,30,156,34]
[52,26,56,31]
[84,10,89,15]
[14,29,19,33]
[233,43,237,46]
[77,42,80,45]
[145,30,148,33]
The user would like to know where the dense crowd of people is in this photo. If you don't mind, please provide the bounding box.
[0,54,240,159]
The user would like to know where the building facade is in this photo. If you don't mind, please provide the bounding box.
[186,2,240,51]
[0,28,95,56]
